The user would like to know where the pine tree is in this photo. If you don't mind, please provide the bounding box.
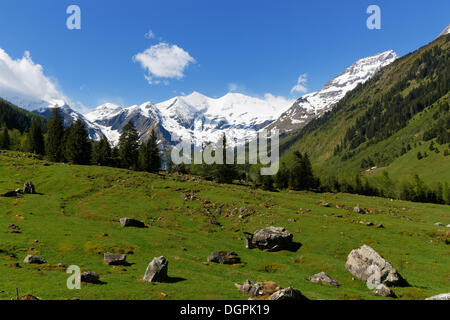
[0,126,10,150]
[93,135,112,166]
[27,120,45,155]
[139,129,161,172]
[213,135,238,183]
[65,119,92,164]
[118,121,139,169]
[46,108,64,162]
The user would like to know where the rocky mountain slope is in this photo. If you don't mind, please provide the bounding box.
[268,50,397,133]
[279,34,450,190]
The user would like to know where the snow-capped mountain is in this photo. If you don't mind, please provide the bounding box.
[85,92,293,147]
[267,50,398,133]
[437,24,450,38]
[2,49,397,150]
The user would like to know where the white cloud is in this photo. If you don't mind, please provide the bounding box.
[134,42,196,85]
[262,93,295,110]
[227,83,239,92]
[144,30,156,39]
[290,73,308,94]
[0,48,68,108]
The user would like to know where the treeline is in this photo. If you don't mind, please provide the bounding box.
[319,171,450,205]
[0,108,161,173]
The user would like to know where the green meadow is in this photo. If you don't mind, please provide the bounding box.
[0,151,448,300]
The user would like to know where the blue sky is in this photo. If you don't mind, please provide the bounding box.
[0,0,448,110]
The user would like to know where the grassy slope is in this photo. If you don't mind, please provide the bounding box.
[0,151,449,300]
[280,35,450,186]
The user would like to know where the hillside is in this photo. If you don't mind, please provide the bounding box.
[0,98,46,132]
[279,34,450,195]
[0,151,448,300]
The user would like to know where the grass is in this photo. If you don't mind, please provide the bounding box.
[0,150,449,300]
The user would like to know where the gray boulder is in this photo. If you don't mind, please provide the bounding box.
[120,218,146,228]
[81,271,100,283]
[373,284,395,297]
[235,280,264,298]
[269,288,308,300]
[104,253,127,266]
[246,227,293,251]
[207,251,241,264]
[425,293,450,300]
[308,272,341,287]
[354,206,364,214]
[345,245,405,286]
[23,255,46,264]
[143,256,168,282]
[23,181,35,194]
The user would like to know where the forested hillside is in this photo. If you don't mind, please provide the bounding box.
[279,34,450,203]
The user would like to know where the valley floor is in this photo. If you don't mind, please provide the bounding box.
[0,151,448,300]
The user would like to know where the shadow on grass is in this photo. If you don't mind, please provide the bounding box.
[165,276,187,284]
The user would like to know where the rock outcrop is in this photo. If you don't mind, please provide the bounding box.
[345,245,405,286]
[245,227,293,251]
[143,256,168,282]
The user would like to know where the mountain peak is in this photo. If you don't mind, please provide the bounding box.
[437,24,450,38]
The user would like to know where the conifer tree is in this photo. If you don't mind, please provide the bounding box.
[93,135,112,166]
[46,108,64,162]
[65,119,91,164]
[28,120,45,155]
[139,130,161,172]
[0,126,10,150]
[118,121,139,169]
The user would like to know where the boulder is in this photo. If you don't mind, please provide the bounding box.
[373,284,395,297]
[120,218,146,228]
[143,256,168,282]
[207,251,241,265]
[235,280,264,298]
[81,271,100,283]
[246,227,293,251]
[269,288,308,300]
[104,253,127,266]
[235,280,282,298]
[308,272,341,287]
[19,294,40,300]
[23,255,46,265]
[23,181,35,194]
[345,245,405,286]
[354,206,364,214]
[425,293,450,300]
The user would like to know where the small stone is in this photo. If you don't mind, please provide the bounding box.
[269,288,308,300]
[354,206,364,214]
[207,251,241,264]
[120,218,146,228]
[373,284,395,297]
[81,271,100,283]
[308,272,341,287]
[104,253,128,266]
[19,294,40,300]
[425,293,450,300]
[23,255,46,265]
